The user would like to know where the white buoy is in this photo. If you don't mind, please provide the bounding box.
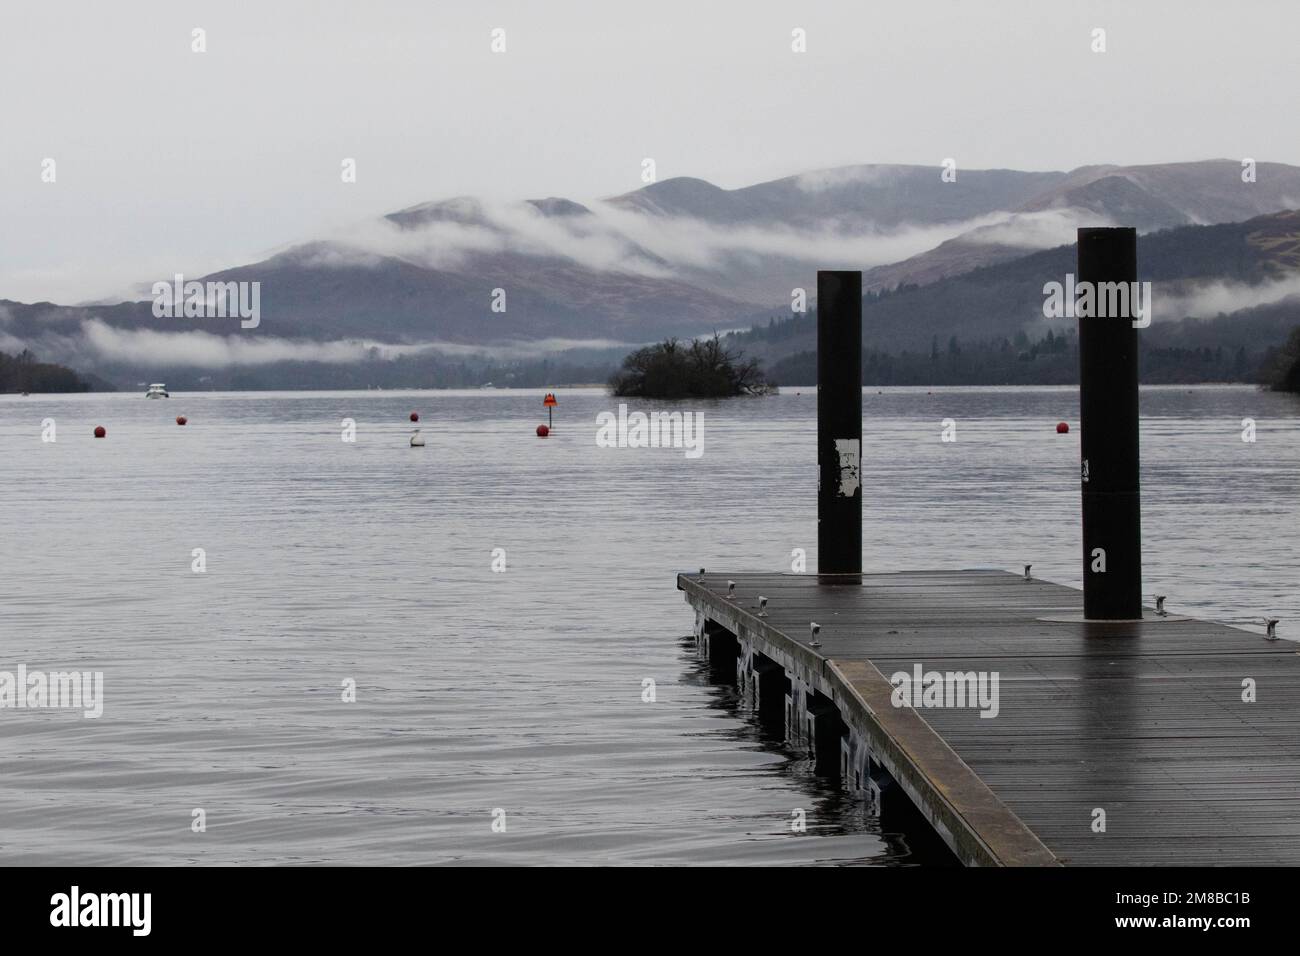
[410,429,425,447]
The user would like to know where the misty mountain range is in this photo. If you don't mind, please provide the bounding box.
[743,208,1300,384]
[3,159,1300,387]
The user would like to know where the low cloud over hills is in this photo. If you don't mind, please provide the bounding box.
[5,160,1300,386]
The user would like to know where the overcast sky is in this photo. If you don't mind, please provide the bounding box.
[2,0,1297,304]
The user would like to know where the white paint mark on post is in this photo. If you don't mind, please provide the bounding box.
[834,439,860,497]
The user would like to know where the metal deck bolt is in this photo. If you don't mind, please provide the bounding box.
[1266,618,1280,641]
[726,580,736,599]
[1155,595,1167,617]
[809,622,821,647]
[758,596,768,618]
[1023,564,1032,581]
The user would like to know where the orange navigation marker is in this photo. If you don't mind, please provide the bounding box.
[543,392,557,430]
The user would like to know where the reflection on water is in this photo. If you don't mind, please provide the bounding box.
[0,385,1295,865]
[679,637,959,866]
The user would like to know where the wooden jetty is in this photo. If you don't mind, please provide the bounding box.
[679,241,1295,866]
[678,568,1300,866]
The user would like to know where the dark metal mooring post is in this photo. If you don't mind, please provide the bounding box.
[817,270,862,578]
[1077,228,1142,619]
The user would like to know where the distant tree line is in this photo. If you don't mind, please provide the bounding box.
[0,349,93,392]
[1264,327,1300,392]
[766,328,1260,386]
[86,351,619,391]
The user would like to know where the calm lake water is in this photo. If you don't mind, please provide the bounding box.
[1,385,1297,865]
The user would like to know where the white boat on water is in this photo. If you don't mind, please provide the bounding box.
[145,383,169,398]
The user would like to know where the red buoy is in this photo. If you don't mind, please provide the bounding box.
[410,411,420,422]
[536,424,549,437]
[176,416,188,426]
[1056,421,1069,434]
[93,425,106,438]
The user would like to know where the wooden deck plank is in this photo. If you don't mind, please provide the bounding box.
[678,569,1300,866]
